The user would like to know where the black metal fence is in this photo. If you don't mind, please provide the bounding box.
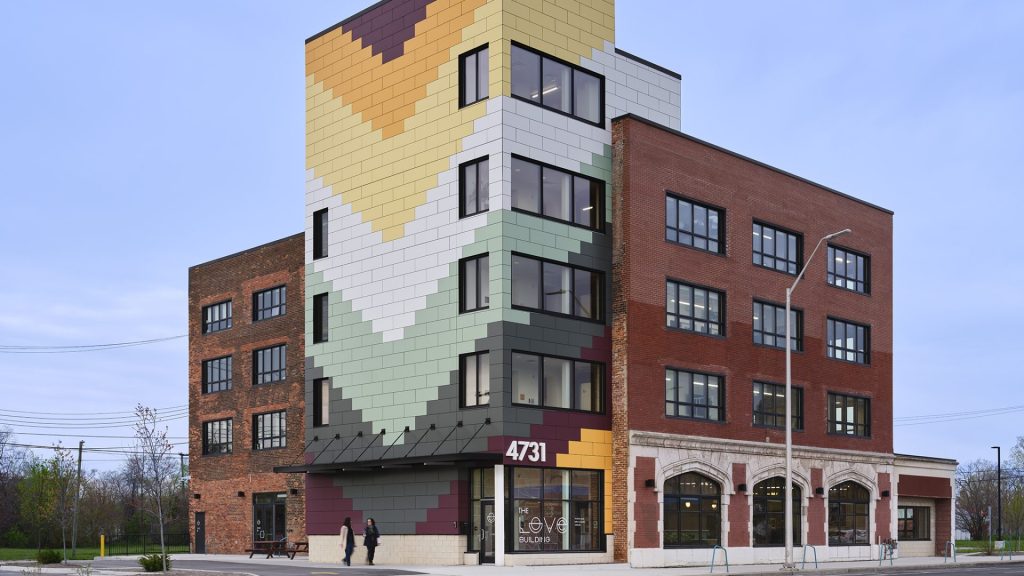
[105,533,190,556]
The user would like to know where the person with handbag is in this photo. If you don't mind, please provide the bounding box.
[339,517,355,566]
[363,517,380,565]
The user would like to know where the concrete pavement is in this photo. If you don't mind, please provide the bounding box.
[2,552,1023,576]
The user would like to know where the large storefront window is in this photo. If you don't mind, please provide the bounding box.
[664,472,721,548]
[752,477,801,546]
[828,481,870,545]
[508,467,602,552]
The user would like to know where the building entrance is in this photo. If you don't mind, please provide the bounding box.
[253,493,286,543]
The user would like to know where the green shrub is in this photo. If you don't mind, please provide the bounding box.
[138,553,171,572]
[1,527,29,548]
[36,549,62,564]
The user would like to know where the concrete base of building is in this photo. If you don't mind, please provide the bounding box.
[310,534,469,565]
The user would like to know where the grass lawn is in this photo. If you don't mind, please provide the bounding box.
[0,545,186,562]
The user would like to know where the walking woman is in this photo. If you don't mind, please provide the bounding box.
[363,517,380,565]
[339,517,355,566]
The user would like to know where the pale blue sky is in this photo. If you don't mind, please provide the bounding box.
[0,1,1020,471]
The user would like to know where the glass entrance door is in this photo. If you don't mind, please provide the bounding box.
[253,493,286,543]
[480,500,495,563]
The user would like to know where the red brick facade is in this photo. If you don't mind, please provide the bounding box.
[187,233,306,554]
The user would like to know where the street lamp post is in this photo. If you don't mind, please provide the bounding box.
[784,228,850,568]
[992,445,1002,541]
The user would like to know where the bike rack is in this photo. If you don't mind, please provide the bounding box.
[801,545,818,569]
[877,543,894,567]
[943,540,956,563]
[709,545,729,573]
[999,540,1014,561]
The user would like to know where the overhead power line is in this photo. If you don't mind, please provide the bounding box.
[0,404,187,416]
[0,334,186,354]
[894,404,1024,427]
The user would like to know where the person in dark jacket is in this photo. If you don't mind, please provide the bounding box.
[339,517,355,566]
[363,517,380,565]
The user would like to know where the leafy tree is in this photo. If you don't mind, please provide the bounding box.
[0,426,27,542]
[49,445,77,563]
[18,456,58,549]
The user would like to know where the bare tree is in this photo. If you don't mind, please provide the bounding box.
[133,404,176,572]
[50,445,77,563]
[0,426,27,541]
[956,459,997,540]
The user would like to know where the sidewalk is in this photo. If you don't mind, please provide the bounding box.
[2,553,1023,576]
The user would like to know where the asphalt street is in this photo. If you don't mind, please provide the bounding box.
[87,558,423,576]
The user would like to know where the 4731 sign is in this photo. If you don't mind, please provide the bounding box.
[505,440,547,463]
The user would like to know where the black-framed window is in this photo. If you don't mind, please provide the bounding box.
[752,381,803,430]
[508,467,603,552]
[827,318,869,364]
[510,43,603,126]
[511,253,603,321]
[202,419,232,455]
[664,472,721,548]
[313,293,329,343]
[459,45,489,107]
[666,194,723,254]
[313,208,328,259]
[665,369,724,421]
[827,392,870,437]
[253,411,286,450]
[828,245,869,294]
[511,351,603,412]
[460,156,489,217]
[752,477,801,547]
[467,467,495,553]
[253,286,286,321]
[897,506,931,541]
[666,280,724,336]
[460,254,489,312]
[202,301,232,334]
[313,378,329,427]
[202,356,232,394]
[461,351,490,407]
[511,156,603,231]
[828,481,870,545]
[753,222,802,275]
[753,301,802,351]
[254,344,287,385]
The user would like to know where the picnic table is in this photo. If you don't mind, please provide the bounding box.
[245,540,309,559]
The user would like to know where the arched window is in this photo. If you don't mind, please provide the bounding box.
[828,481,870,545]
[752,477,801,546]
[663,472,721,548]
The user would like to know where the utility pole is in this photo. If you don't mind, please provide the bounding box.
[992,445,1002,541]
[72,440,83,559]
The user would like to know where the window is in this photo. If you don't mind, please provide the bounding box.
[753,478,801,546]
[313,293,329,343]
[666,280,724,336]
[666,194,723,253]
[828,245,869,294]
[253,411,286,450]
[253,286,286,321]
[753,382,803,430]
[753,222,802,274]
[512,352,603,412]
[510,43,603,125]
[460,157,489,217]
[459,45,488,107]
[461,351,490,407]
[202,419,232,455]
[202,356,232,394]
[827,393,871,437]
[508,467,602,551]
[202,301,232,334]
[828,481,870,545]
[827,318,869,364]
[468,468,495,553]
[511,156,603,230]
[665,369,724,421]
[511,253,603,321]
[753,301,802,351]
[313,208,328,259]
[663,472,721,548]
[313,378,329,427]
[897,506,931,541]
[254,344,287,385]
[460,254,489,312]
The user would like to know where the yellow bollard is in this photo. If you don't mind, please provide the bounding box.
[100,534,105,557]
